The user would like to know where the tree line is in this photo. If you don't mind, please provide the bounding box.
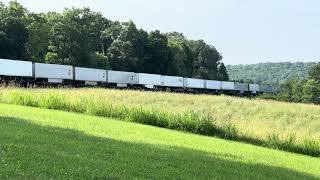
[0,1,228,80]
[260,63,320,105]
[227,62,317,85]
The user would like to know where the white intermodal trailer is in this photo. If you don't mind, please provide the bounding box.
[107,70,138,87]
[0,59,33,78]
[221,81,235,91]
[249,84,260,93]
[205,80,221,90]
[183,78,205,89]
[260,84,272,93]
[75,67,107,85]
[235,83,249,92]
[137,73,162,89]
[34,63,73,83]
[160,75,184,88]
[272,86,280,94]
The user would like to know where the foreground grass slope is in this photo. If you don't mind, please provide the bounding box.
[0,104,319,179]
[0,88,319,156]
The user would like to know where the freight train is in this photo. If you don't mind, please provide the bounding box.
[0,58,278,95]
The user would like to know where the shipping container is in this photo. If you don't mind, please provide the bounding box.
[272,86,280,93]
[221,81,235,90]
[35,63,73,80]
[0,59,33,77]
[183,78,205,89]
[75,67,106,82]
[235,83,249,91]
[260,84,272,93]
[137,73,161,86]
[205,80,221,90]
[249,84,260,92]
[160,75,184,87]
[107,70,138,85]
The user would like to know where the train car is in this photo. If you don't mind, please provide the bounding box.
[74,67,107,86]
[0,59,33,78]
[183,78,205,89]
[221,81,235,91]
[34,63,73,84]
[107,70,138,87]
[272,86,280,94]
[234,83,249,92]
[0,58,279,95]
[205,80,221,90]
[137,73,162,89]
[249,84,260,93]
[260,84,272,93]
[160,75,184,88]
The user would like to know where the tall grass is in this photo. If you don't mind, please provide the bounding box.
[2,89,222,137]
[0,88,319,157]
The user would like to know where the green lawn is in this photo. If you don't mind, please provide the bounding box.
[0,103,319,179]
[1,88,319,157]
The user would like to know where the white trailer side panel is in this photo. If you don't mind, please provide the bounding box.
[205,80,221,90]
[249,84,260,92]
[272,86,279,93]
[161,75,183,87]
[0,59,33,77]
[235,83,249,91]
[260,84,272,93]
[75,67,106,82]
[183,78,205,89]
[35,63,73,80]
[107,70,138,84]
[137,73,161,86]
[221,81,235,90]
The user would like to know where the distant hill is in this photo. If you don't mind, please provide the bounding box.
[227,62,318,85]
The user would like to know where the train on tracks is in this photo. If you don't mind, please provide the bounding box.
[0,58,278,95]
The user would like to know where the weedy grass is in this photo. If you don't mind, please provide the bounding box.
[0,103,319,179]
[0,87,319,157]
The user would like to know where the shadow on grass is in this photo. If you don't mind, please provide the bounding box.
[0,116,318,179]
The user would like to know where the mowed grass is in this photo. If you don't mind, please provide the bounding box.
[0,87,319,157]
[0,103,319,179]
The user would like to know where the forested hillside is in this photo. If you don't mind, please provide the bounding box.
[0,1,228,80]
[227,62,317,85]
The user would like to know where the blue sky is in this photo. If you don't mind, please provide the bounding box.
[2,0,320,65]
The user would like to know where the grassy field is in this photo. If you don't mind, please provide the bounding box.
[0,103,319,179]
[0,88,319,156]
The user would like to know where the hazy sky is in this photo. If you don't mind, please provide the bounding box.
[2,0,320,65]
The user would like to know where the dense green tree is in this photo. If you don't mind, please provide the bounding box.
[45,52,59,64]
[107,40,138,71]
[143,30,170,74]
[25,13,50,62]
[166,32,193,77]
[189,40,222,79]
[106,21,149,72]
[47,7,110,66]
[88,52,110,69]
[227,62,317,85]
[308,63,320,83]
[302,79,320,104]
[0,1,28,59]
[218,63,229,81]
